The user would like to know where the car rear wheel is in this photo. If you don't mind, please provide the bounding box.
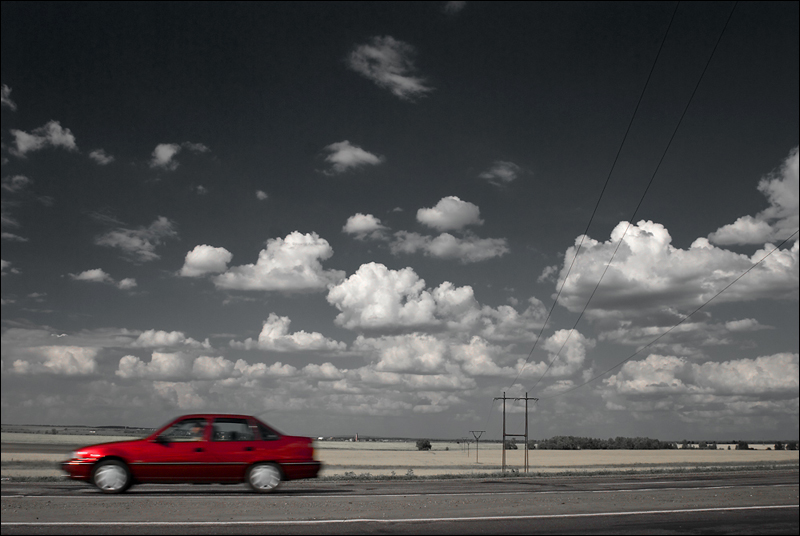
[247,462,282,492]
[92,460,132,494]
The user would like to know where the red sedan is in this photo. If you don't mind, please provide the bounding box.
[61,414,321,493]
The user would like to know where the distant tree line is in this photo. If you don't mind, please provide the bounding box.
[530,436,677,450]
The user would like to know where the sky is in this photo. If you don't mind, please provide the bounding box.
[1,1,798,442]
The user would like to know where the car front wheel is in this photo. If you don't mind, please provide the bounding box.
[92,460,132,494]
[247,462,282,492]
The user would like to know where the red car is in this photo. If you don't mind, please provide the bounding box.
[61,414,321,493]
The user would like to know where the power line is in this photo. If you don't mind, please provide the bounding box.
[508,1,681,392]
[527,0,739,394]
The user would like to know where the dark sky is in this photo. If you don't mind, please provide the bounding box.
[1,1,797,441]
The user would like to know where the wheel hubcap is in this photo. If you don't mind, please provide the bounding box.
[95,465,127,490]
[250,465,280,490]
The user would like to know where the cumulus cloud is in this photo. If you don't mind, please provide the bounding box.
[116,351,191,380]
[213,231,345,291]
[88,149,114,165]
[327,262,544,338]
[354,333,448,373]
[391,231,508,263]
[69,268,137,290]
[479,161,522,186]
[604,352,799,399]
[322,141,384,175]
[230,313,347,352]
[179,245,233,277]
[9,121,78,156]
[343,213,389,240]
[12,346,99,375]
[131,329,208,349]
[556,220,799,322]
[1,84,17,110]
[709,147,799,245]
[417,196,483,231]
[347,36,434,101]
[95,216,178,262]
[192,355,235,380]
[256,190,269,201]
[149,141,210,170]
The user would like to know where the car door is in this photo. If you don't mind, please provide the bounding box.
[132,417,216,482]
[203,417,263,481]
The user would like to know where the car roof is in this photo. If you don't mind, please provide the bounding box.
[175,414,256,420]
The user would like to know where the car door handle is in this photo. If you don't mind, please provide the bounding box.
[194,447,203,452]
[244,447,254,451]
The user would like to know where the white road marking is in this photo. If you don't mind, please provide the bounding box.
[1,505,797,526]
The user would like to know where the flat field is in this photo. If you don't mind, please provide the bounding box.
[2,434,797,478]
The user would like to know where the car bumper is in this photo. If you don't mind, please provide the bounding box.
[61,460,93,481]
[283,460,322,480]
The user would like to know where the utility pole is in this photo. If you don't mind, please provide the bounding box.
[470,430,485,463]
[493,392,538,473]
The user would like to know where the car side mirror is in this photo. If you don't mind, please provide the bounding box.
[155,434,170,444]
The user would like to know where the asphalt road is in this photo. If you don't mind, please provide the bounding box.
[2,470,798,535]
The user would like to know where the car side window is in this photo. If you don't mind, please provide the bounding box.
[211,418,255,441]
[257,422,280,441]
[160,418,207,442]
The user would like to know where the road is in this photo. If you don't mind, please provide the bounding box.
[2,470,797,534]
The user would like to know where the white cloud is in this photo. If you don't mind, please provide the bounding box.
[213,231,345,291]
[1,232,28,242]
[12,346,99,376]
[540,329,595,377]
[88,149,114,165]
[95,216,178,262]
[556,220,799,321]
[179,245,233,277]
[1,175,31,192]
[443,1,466,14]
[322,141,384,175]
[70,268,113,284]
[347,36,434,101]
[149,141,209,170]
[1,84,17,110]
[10,121,78,156]
[327,262,544,339]
[233,359,298,379]
[116,351,191,380]
[391,231,508,263]
[417,196,483,231]
[192,355,235,380]
[709,147,798,245]
[354,333,448,373]
[69,268,136,290]
[150,143,181,170]
[1,259,20,276]
[256,190,269,201]
[604,352,799,398]
[327,263,437,330]
[230,313,346,352]
[479,161,522,186]
[343,213,389,240]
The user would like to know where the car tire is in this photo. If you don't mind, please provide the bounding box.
[92,459,132,494]
[247,462,282,492]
